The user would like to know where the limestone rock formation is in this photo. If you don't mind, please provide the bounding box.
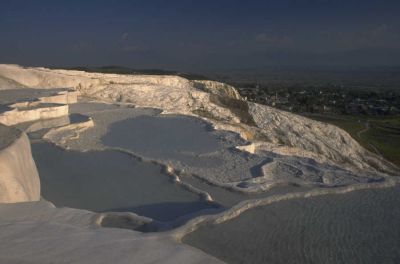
[0,64,396,177]
[191,80,242,99]
[0,63,398,264]
[0,124,40,203]
[0,63,398,196]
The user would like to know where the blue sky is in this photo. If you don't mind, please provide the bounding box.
[1,0,399,71]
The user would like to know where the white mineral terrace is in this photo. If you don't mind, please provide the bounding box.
[0,64,398,264]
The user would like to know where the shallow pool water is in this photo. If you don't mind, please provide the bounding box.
[102,115,223,167]
[32,142,218,221]
[69,101,126,114]
[0,104,12,114]
[184,187,400,264]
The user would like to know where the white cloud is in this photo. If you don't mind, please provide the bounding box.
[121,32,129,41]
[255,33,293,46]
[370,24,388,38]
[118,32,147,52]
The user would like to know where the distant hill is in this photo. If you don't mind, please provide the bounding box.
[52,66,210,81]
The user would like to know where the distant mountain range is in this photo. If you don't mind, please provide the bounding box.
[54,66,210,81]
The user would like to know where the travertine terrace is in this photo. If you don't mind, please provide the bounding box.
[0,64,398,264]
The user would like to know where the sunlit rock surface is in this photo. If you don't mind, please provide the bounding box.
[191,80,242,99]
[1,64,395,182]
[0,64,399,264]
[0,63,398,203]
[0,124,40,203]
[0,88,77,126]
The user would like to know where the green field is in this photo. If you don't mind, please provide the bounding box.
[304,114,400,167]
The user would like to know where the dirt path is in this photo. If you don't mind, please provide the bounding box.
[356,120,383,158]
[357,120,369,139]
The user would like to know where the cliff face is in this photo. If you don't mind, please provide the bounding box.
[191,80,242,100]
[0,124,40,203]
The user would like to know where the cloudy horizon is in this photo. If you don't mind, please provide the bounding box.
[1,0,399,71]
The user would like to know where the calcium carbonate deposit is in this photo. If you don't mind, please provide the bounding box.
[0,64,399,264]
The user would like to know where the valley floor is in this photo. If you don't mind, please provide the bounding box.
[305,114,400,167]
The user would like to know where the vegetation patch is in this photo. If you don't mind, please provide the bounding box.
[209,94,256,127]
[305,114,400,168]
